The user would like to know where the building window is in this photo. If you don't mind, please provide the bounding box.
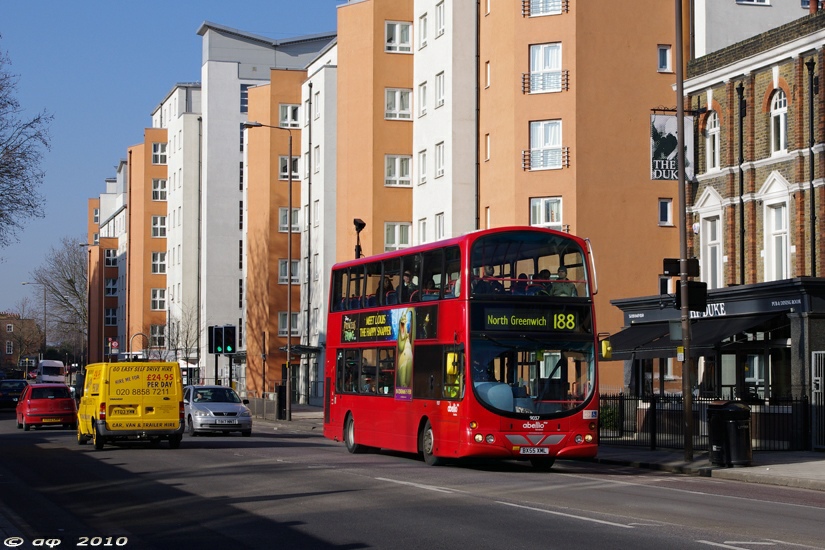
[239,279,243,309]
[280,104,300,128]
[105,278,118,296]
[151,179,167,201]
[657,45,672,72]
[435,142,445,178]
[737,0,769,4]
[313,253,319,281]
[435,1,445,37]
[418,150,427,184]
[152,252,166,273]
[275,202,291,233]
[485,61,491,88]
[435,72,445,107]
[385,88,412,120]
[529,0,564,16]
[530,197,562,230]
[278,312,300,337]
[771,90,788,154]
[314,91,321,119]
[705,111,720,171]
[239,240,243,269]
[105,308,117,326]
[105,249,117,267]
[485,133,491,161]
[151,143,167,165]
[279,156,299,180]
[150,325,165,348]
[385,21,412,53]
[529,120,562,170]
[419,13,428,49]
[418,218,428,244]
[151,289,166,311]
[702,216,723,290]
[435,213,445,240]
[152,216,167,237]
[5,341,11,355]
[529,43,562,93]
[278,259,299,285]
[93,208,100,224]
[765,202,788,281]
[418,82,427,117]
[240,84,250,113]
[385,222,411,252]
[658,198,673,226]
[313,200,319,227]
[314,145,321,173]
[5,324,12,333]
[385,155,412,187]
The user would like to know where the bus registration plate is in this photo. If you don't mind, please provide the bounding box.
[216,419,237,425]
[519,447,549,455]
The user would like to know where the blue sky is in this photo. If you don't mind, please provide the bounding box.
[0,1,341,311]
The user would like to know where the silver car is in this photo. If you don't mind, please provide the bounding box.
[183,385,252,437]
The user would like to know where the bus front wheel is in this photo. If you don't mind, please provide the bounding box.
[344,414,364,454]
[420,420,444,466]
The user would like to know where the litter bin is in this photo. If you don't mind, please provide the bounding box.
[276,385,287,420]
[706,401,752,467]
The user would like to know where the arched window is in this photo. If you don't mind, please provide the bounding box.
[770,90,788,154]
[705,111,720,171]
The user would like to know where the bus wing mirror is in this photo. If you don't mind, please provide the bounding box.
[446,352,459,376]
[600,339,612,360]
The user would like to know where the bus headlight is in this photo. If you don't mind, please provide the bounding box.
[574,434,583,444]
[584,434,594,443]
[474,433,483,443]
[485,434,495,444]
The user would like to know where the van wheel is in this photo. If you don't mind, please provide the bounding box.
[168,435,182,449]
[148,438,162,448]
[344,414,364,454]
[93,422,105,450]
[76,424,87,445]
[187,416,197,436]
[420,420,444,466]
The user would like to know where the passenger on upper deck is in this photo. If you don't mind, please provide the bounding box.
[401,270,417,302]
[474,265,504,294]
[550,266,577,297]
[533,269,553,295]
[512,273,528,294]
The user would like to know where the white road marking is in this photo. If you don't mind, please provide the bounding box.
[496,501,634,528]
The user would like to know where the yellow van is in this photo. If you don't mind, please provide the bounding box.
[77,361,184,449]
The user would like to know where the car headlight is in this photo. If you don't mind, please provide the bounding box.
[239,409,252,417]
[193,408,210,417]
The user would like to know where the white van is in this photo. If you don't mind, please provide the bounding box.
[36,360,66,384]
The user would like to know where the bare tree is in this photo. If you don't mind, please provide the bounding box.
[169,301,200,364]
[0,41,53,250]
[7,297,41,362]
[29,235,88,349]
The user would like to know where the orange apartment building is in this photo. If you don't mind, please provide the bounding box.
[244,70,305,396]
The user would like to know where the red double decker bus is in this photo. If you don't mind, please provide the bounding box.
[323,226,600,469]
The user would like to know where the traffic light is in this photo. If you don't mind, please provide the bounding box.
[223,325,236,354]
[213,326,225,354]
[207,325,215,354]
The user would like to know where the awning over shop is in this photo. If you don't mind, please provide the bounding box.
[607,313,784,361]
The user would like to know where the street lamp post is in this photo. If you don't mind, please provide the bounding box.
[244,120,294,421]
[21,282,47,358]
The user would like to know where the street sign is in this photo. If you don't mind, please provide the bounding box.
[112,341,119,349]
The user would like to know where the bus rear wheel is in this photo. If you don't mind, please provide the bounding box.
[529,457,555,471]
[344,414,364,454]
[420,420,444,466]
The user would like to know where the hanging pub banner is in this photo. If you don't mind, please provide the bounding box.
[650,114,694,181]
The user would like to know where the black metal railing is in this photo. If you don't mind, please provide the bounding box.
[599,393,811,451]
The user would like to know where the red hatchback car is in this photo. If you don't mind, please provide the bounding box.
[16,383,77,431]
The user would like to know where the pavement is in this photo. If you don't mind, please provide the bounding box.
[3,404,825,542]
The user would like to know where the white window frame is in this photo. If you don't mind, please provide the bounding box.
[105,249,117,267]
[279,104,301,128]
[419,13,428,49]
[771,90,788,154]
[385,155,412,187]
[279,156,299,180]
[151,288,166,311]
[435,2,445,37]
[702,216,723,290]
[313,145,321,173]
[435,72,445,107]
[657,45,672,73]
[5,324,12,333]
[418,82,427,117]
[278,207,299,233]
[385,88,412,120]
[658,198,673,226]
[765,201,789,281]
[529,120,562,170]
[105,278,118,296]
[278,311,300,337]
[418,150,427,184]
[279,259,300,285]
[5,341,12,355]
[435,142,445,178]
[529,43,562,93]
[151,252,166,274]
[152,179,167,201]
[706,111,720,171]
[485,133,491,161]
[418,218,427,244]
[150,324,166,348]
[529,0,563,16]
[435,213,445,240]
[385,21,412,53]
[530,197,562,230]
[384,222,412,252]
[152,142,167,165]
[152,216,167,237]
